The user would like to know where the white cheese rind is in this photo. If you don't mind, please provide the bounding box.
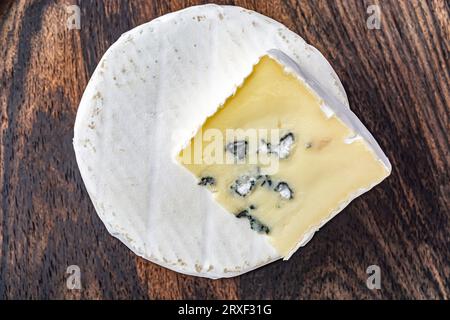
[73,4,355,278]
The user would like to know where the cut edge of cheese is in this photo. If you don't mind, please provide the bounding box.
[173,56,261,157]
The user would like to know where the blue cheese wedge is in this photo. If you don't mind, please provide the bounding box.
[178,54,390,257]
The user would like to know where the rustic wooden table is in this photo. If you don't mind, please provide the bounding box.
[0,0,448,300]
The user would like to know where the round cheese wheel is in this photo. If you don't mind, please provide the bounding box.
[74,4,348,278]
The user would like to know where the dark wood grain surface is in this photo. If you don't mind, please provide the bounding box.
[0,0,448,300]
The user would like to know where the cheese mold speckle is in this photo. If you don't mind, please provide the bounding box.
[73,4,390,278]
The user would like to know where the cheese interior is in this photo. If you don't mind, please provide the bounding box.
[177,56,389,257]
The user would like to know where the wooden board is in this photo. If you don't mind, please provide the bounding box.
[0,0,448,299]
